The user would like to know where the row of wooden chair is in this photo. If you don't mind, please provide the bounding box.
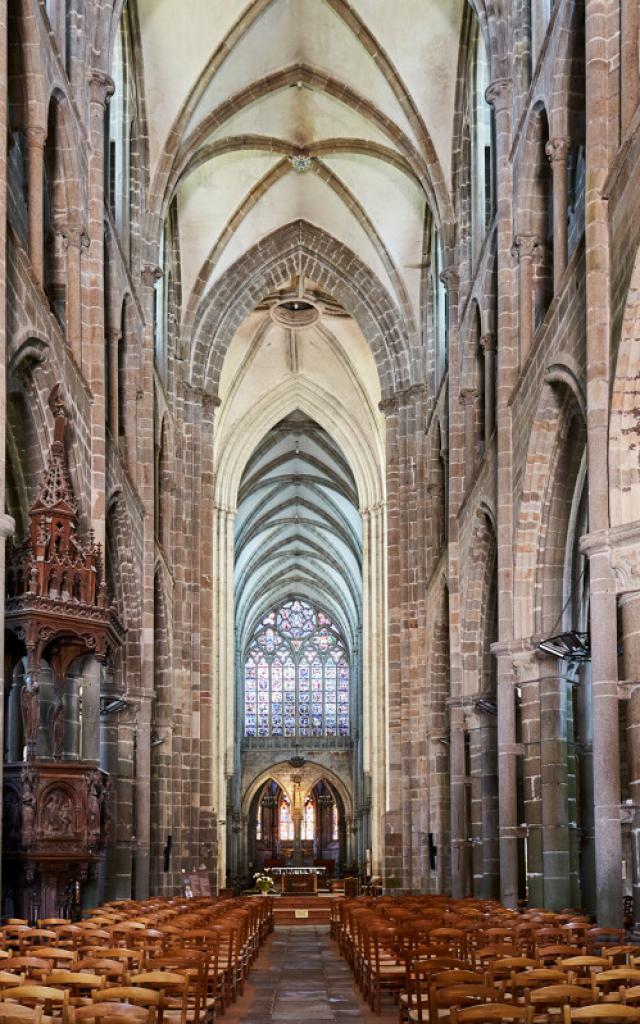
[0,894,273,1024]
[331,894,639,1021]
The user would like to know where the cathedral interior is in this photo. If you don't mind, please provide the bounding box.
[0,0,639,936]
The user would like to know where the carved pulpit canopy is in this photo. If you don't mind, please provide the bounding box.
[6,385,125,760]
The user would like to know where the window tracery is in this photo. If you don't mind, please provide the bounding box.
[244,599,350,737]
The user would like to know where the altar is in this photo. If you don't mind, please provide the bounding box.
[266,866,326,895]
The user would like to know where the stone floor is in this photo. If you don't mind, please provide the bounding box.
[224,925,398,1022]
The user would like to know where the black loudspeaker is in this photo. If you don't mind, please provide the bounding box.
[428,833,437,870]
[163,835,172,873]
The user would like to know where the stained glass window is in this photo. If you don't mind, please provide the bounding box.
[332,803,339,842]
[279,796,294,841]
[243,599,350,738]
[302,798,315,841]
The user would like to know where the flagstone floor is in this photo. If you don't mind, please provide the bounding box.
[224,925,398,1023]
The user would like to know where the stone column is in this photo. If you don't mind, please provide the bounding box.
[581,535,623,926]
[480,333,497,445]
[492,641,522,909]
[538,653,570,910]
[621,2,640,136]
[546,138,570,291]
[511,235,540,366]
[449,698,470,898]
[62,226,88,365]
[619,584,640,926]
[514,649,543,907]
[106,328,121,439]
[26,127,46,288]
[460,389,478,490]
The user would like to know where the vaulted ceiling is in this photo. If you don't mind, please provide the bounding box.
[235,412,362,653]
[138,0,463,338]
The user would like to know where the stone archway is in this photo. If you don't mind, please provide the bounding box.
[239,760,354,880]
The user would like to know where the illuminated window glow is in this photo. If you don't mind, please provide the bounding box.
[244,599,350,737]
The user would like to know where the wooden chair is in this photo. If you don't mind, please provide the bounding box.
[44,971,104,1006]
[0,1007,44,1024]
[557,955,612,985]
[451,1006,534,1024]
[489,958,539,986]
[507,968,570,1004]
[3,962,49,983]
[22,952,75,971]
[93,986,160,1022]
[562,1008,640,1023]
[74,1003,152,1024]
[128,973,189,1024]
[593,970,640,1001]
[528,983,596,1017]
[0,984,70,1024]
[428,983,498,1024]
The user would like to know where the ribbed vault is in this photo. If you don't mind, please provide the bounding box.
[235,411,362,655]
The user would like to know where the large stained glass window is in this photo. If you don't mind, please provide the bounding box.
[244,599,350,738]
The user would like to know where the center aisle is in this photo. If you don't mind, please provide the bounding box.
[225,924,397,1023]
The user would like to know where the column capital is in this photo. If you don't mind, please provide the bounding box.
[26,125,47,149]
[89,69,115,107]
[511,234,542,263]
[479,332,497,353]
[439,266,459,291]
[141,263,163,288]
[581,522,640,595]
[378,382,426,416]
[545,137,571,164]
[459,387,478,406]
[61,224,90,251]
[485,77,512,111]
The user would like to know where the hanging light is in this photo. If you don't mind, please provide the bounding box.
[537,630,590,661]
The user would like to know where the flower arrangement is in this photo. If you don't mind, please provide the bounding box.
[253,872,275,894]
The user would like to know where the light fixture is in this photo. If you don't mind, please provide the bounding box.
[537,631,590,661]
[151,733,165,747]
[100,696,129,716]
[474,698,497,716]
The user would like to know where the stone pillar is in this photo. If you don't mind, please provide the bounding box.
[514,649,543,907]
[106,328,120,439]
[511,235,540,366]
[620,588,640,926]
[460,389,478,490]
[546,138,570,290]
[62,226,88,365]
[581,535,623,925]
[26,127,46,288]
[621,2,640,136]
[538,654,570,910]
[493,642,522,908]
[134,696,152,899]
[487,75,520,909]
[480,333,496,446]
[449,698,470,898]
